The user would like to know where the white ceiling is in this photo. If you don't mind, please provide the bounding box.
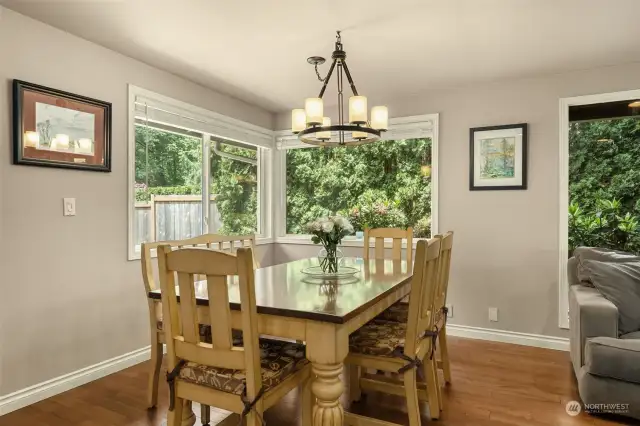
[3,0,640,112]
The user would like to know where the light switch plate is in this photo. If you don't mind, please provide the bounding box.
[445,304,453,318]
[63,198,76,216]
[489,307,499,322]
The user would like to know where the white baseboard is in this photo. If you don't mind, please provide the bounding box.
[446,324,570,351]
[0,346,152,416]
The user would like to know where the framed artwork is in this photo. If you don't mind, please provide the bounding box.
[469,123,528,190]
[13,80,112,172]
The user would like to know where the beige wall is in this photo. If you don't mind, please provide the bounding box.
[0,8,274,395]
[275,62,640,339]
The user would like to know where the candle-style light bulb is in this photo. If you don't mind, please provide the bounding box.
[371,106,388,131]
[349,96,368,124]
[305,98,323,125]
[317,117,331,140]
[291,109,307,133]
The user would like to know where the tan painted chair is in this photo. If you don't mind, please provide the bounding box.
[141,233,258,409]
[363,227,413,263]
[157,246,312,426]
[375,232,455,388]
[433,232,454,384]
[347,238,442,424]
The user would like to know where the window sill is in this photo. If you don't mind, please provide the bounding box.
[274,235,422,249]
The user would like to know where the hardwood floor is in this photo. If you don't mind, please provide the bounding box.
[1,337,637,426]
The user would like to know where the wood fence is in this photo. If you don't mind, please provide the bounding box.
[134,195,222,246]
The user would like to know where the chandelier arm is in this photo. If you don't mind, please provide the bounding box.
[340,60,359,96]
[317,58,337,99]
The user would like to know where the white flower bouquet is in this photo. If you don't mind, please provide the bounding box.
[305,216,354,273]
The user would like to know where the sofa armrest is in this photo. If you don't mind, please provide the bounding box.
[585,337,640,384]
[569,285,619,371]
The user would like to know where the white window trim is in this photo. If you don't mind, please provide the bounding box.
[273,113,439,247]
[558,89,640,329]
[127,85,275,260]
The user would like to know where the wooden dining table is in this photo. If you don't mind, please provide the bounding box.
[148,256,412,426]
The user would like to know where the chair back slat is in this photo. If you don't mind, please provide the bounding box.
[176,271,200,344]
[391,238,402,259]
[403,238,441,356]
[375,238,385,258]
[363,227,413,263]
[158,246,258,384]
[207,275,233,350]
[434,232,454,310]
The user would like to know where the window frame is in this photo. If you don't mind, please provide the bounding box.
[127,85,275,260]
[273,114,439,247]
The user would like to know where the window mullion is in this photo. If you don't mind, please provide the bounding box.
[201,134,211,235]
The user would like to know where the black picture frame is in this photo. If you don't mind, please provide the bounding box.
[469,123,528,191]
[12,79,112,172]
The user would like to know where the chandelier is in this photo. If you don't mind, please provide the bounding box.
[291,31,388,146]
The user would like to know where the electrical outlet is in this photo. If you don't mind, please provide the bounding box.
[445,304,453,318]
[63,198,76,216]
[489,307,499,322]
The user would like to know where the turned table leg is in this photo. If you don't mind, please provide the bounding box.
[312,363,344,426]
[181,400,196,426]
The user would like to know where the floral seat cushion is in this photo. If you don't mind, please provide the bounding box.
[376,302,410,323]
[375,303,446,328]
[349,320,408,357]
[178,339,308,395]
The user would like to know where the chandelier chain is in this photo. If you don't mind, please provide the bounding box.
[314,64,326,82]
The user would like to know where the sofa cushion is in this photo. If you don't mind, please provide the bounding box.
[575,247,640,286]
[621,331,640,340]
[579,259,640,335]
[584,337,640,384]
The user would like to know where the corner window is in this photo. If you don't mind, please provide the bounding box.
[128,86,272,259]
[285,138,434,237]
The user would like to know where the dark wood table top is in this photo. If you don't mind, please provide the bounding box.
[148,257,412,324]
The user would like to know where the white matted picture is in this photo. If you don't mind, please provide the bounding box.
[35,103,96,154]
[469,123,528,190]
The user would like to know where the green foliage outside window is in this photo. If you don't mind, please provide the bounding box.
[286,138,433,237]
[209,142,258,235]
[569,117,640,254]
[134,126,257,236]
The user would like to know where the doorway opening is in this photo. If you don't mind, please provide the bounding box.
[559,91,640,329]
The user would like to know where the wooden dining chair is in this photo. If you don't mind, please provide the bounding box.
[374,232,455,386]
[157,245,312,426]
[363,227,413,263]
[347,238,442,423]
[141,233,258,409]
[433,232,454,384]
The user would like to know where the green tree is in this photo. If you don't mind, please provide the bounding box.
[135,126,201,188]
[569,117,640,254]
[210,142,258,235]
[286,138,433,236]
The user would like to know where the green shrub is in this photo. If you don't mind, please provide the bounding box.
[569,197,640,254]
[340,189,407,231]
[135,185,201,202]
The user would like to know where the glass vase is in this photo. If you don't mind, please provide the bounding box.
[318,245,343,274]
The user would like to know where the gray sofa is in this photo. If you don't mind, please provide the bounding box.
[568,256,640,420]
